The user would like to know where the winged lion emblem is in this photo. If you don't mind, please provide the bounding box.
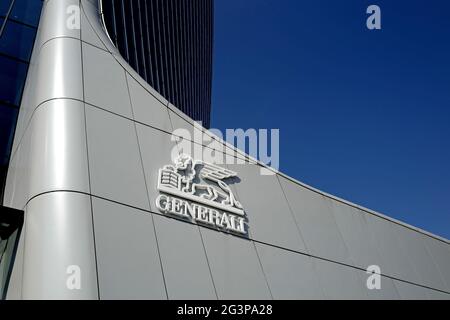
[158,154,244,213]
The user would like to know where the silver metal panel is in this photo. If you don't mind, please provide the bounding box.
[154,215,217,299]
[168,108,252,164]
[278,176,353,265]
[313,259,368,299]
[3,117,32,209]
[227,163,307,253]
[167,132,235,171]
[22,192,98,299]
[331,202,383,270]
[82,42,133,118]
[425,289,450,300]
[37,0,81,49]
[126,73,172,133]
[28,99,90,198]
[2,151,23,209]
[365,276,400,300]
[255,243,324,299]
[92,197,167,300]
[81,0,119,54]
[9,34,83,199]
[34,38,83,107]
[80,3,108,51]
[130,70,168,106]
[200,228,272,300]
[174,133,235,168]
[85,105,149,210]
[365,214,421,284]
[394,226,448,292]
[169,107,203,139]
[112,50,168,106]
[135,124,178,212]
[394,280,431,300]
[423,236,450,290]
[11,0,70,151]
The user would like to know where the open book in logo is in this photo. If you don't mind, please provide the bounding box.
[157,154,245,216]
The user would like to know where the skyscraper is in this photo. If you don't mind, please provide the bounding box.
[0,0,449,300]
[102,0,213,128]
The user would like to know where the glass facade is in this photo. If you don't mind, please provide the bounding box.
[102,0,214,128]
[0,205,23,298]
[0,0,42,201]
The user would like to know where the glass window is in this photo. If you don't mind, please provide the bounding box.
[0,55,28,106]
[0,206,24,299]
[0,103,18,166]
[0,163,6,200]
[113,1,126,59]
[0,229,18,298]
[123,1,137,71]
[133,1,146,81]
[0,0,13,17]
[10,0,42,27]
[0,20,36,61]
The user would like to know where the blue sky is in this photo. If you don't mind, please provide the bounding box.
[211,0,450,239]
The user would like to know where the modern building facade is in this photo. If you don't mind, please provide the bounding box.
[102,0,213,128]
[0,0,449,300]
[0,0,43,204]
[0,0,42,298]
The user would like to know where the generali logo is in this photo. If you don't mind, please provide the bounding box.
[155,154,247,235]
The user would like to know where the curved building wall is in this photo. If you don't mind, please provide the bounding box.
[2,0,449,299]
[101,0,213,128]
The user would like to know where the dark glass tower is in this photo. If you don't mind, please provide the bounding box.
[0,0,43,201]
[102,0,214,128]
